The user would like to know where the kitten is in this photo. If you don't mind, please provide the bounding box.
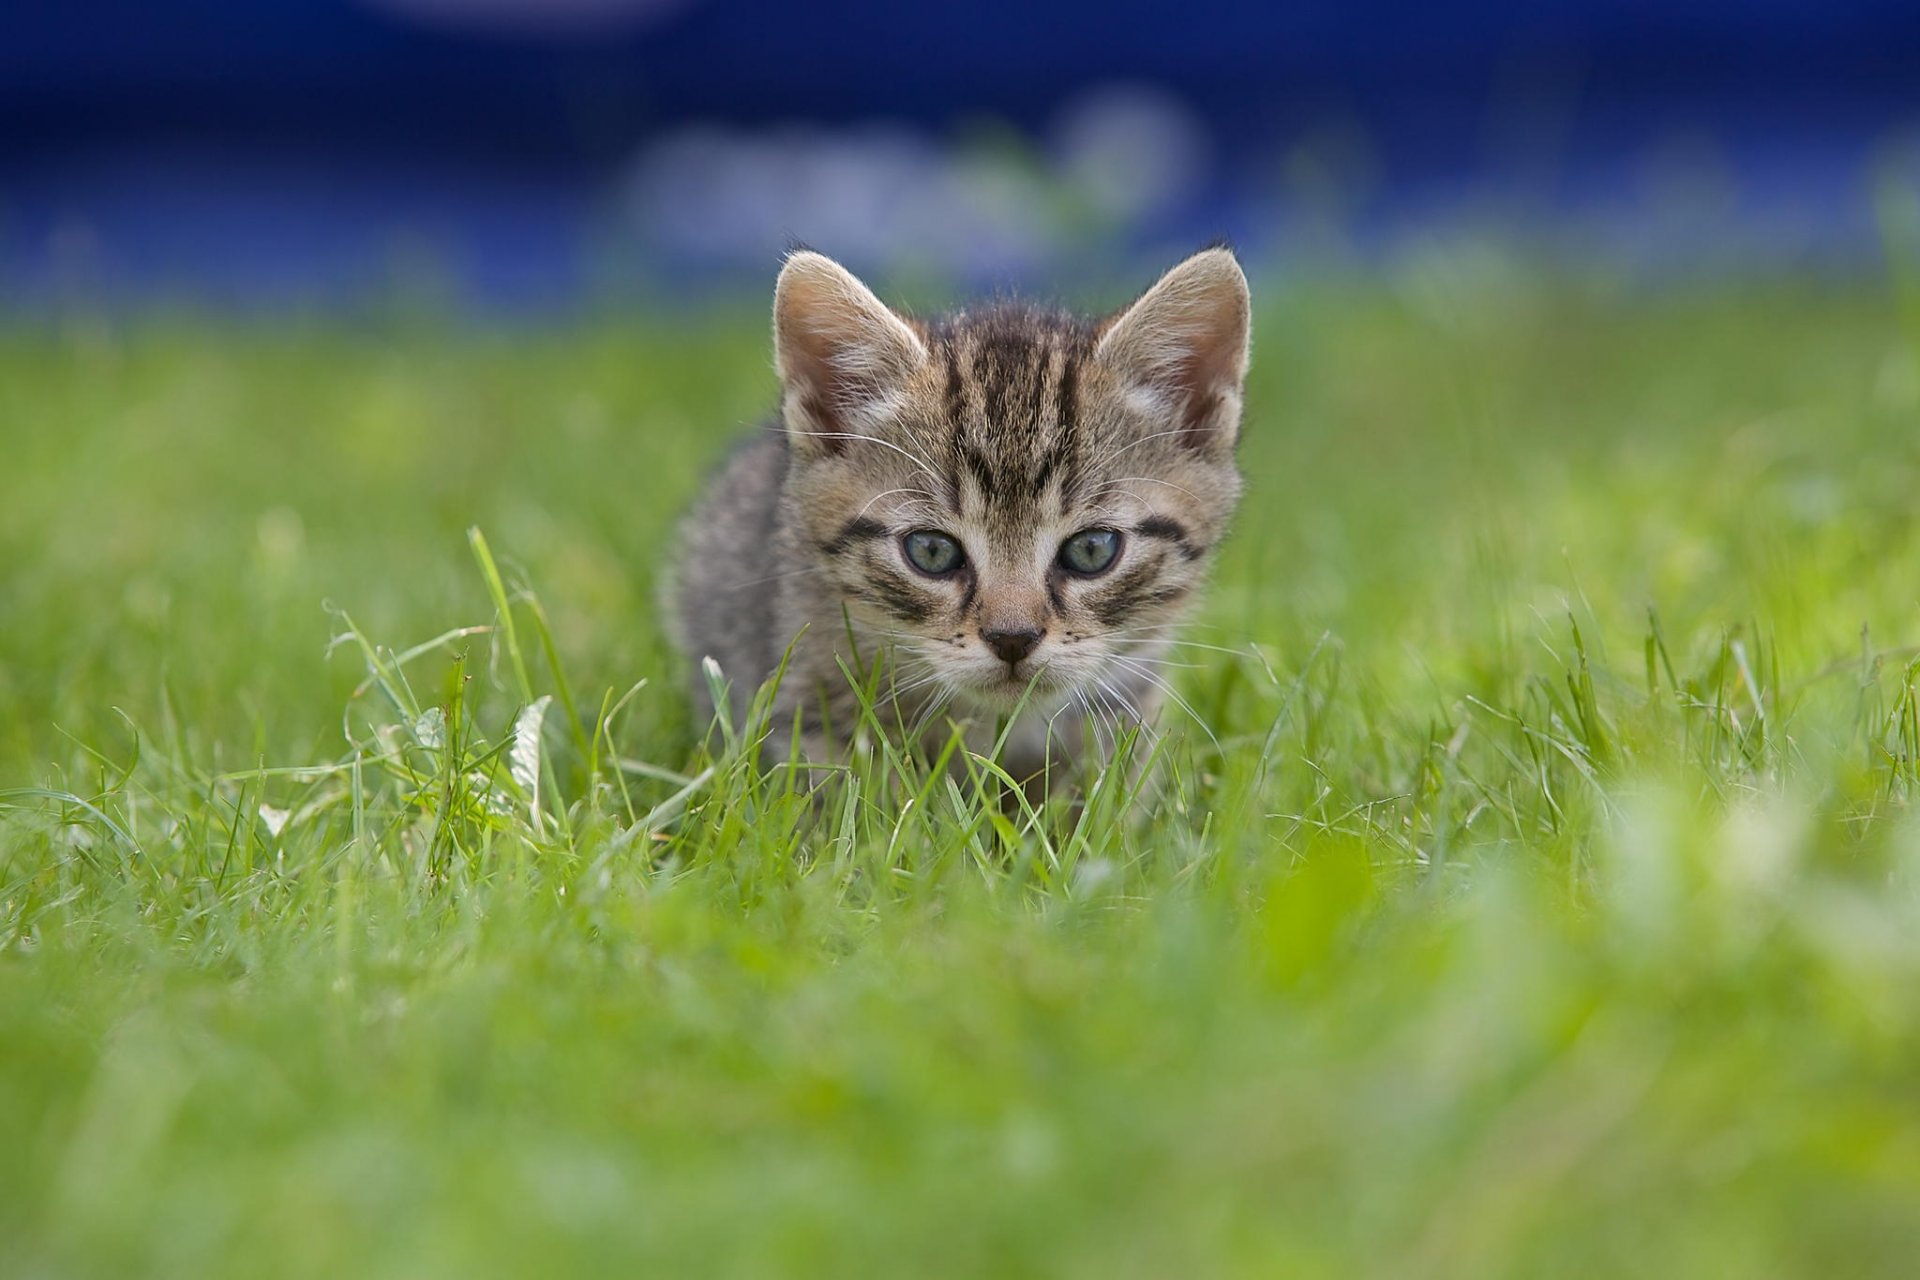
[669,247,1250,787]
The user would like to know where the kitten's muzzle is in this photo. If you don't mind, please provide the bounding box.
[981,626,1044,666]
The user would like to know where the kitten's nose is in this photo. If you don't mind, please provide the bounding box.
[981,626,1044,665]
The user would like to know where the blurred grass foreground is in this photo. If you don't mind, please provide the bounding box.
[7,249,1920,1276]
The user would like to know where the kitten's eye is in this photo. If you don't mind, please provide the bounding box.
[902,530,966,577]
[1058,528,1122,576]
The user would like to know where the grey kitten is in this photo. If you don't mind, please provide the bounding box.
[669,248,1251,786]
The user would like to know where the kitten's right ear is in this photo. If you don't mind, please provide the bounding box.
[773,251,927,457]
[1095,247,1251,457]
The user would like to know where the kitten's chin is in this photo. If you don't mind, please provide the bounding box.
[951,666,1073,716]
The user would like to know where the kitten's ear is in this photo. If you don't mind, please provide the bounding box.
[1095,248,1251,455]
[773,251,927,457]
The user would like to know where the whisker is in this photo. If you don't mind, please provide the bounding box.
[1091,675,1153,752]
[1080,426,1202,474]
[1075,689,1114,755]
[1084,476,1203,502]
[888,670,951,702]
[1106,620,1258,639]
[907,686,958,741]
[781,430,943,481]
[1105,625,1269,661]
[1109,649,1204,670]
[1106,655,1218,752]
[854,487,942,520]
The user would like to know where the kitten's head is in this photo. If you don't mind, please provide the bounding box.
[773,248,1250,713]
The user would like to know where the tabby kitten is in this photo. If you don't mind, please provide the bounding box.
[669,247,1251,785]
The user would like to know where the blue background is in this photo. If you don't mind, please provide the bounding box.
[5,0,1918,307]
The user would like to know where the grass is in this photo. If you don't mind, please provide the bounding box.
[8,255,1920,1276]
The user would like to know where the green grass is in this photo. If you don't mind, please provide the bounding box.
[8,257,1920,1277]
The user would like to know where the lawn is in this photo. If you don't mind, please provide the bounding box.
[6,257,1920,1277]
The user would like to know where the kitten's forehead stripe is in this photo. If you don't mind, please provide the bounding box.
[1053,350,1082,504]
[932,304,1098,520]
[942,341,965,425]
[957,438,997,499]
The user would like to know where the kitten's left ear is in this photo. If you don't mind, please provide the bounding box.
[1095,247,1251,456]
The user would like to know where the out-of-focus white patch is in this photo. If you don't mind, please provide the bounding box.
[1601,785,1682,945]
[412,707,446,750]
[258,805,291,837]
[1714,793,1806,899]
[508,695,553,836]
[254,506,306,575]
[621,83,1214,277]
[1050,84,1210,224]
[626,123,1048,277]
[511,696,551,799]
[1073,858,1116,897]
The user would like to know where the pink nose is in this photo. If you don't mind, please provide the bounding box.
[981,627,1043,664]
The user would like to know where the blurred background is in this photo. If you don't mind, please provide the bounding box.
[6,0,1920,312]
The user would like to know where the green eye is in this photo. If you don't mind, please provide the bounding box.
[903,530,965,577]
[1058,528,1121,576]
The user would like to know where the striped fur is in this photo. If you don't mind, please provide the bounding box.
[668,248,1251,785]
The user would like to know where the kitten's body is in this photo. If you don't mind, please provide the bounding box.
[670,251,1250,784]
